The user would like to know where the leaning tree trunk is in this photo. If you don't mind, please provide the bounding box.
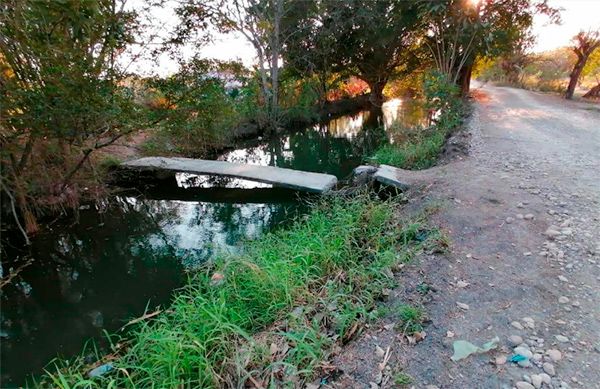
[582,83,600,98]
[565,57,586,100]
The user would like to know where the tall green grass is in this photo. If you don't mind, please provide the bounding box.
[38,194,439,388]
[370,129,447,170]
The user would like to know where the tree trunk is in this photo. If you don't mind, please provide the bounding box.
[565,57,586,100]
[582,83,600,98]
[367,80,386,106]
[269,0,283,115]
[457,63,473,96]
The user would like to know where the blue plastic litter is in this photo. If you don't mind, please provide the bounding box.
[509,354,528,363]
[88,363,114,378]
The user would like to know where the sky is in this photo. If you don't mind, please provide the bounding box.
[128,0,600,75]
[531,0,600,53]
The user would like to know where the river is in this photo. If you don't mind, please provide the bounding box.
[0,98,426,387]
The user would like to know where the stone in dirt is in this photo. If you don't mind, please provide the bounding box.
[516,381,535,389]
[353,165,378,175]
[495,355,507,365]
[531,374,543,388]
[546,349,562,362]
[543,362,556,376]
[555,335,569,343]
[544,226,561,239]
[509,335,524,346]
[540,373,552,384]
[456,280,470,288]
[514,346,534,359]
[522,317,535,329]
[456,302,470,310]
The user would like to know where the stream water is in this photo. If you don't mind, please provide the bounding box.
[0,99,427,387]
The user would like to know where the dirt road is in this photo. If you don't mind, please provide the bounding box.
[332,86,600,388]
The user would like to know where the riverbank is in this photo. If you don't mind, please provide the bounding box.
[2,95,435,386]
[33,96,470,388]
[132,95,373,162]
[38,194,447,387]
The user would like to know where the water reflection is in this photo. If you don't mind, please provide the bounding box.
[1,194,300,387]
[220,98,428,178]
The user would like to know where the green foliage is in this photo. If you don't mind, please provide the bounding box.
[143,59,242,156]
[285,0,421,103]
[370,71,464,170]
[423,70,464,129]
[38,194,441,387]
[0,0,147,231]
[370,129,447,170]
[97,155,122,172]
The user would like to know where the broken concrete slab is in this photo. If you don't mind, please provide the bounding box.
[373,164,421,190]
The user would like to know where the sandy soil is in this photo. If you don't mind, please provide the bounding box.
[329,85,600,389]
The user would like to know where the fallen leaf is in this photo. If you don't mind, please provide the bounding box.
[414,331,426,342]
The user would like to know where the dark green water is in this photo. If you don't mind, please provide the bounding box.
[0,99,426,387]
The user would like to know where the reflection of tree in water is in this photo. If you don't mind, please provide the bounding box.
[217,100,427,180]
[259,107,388,178]
[0,198,187,386]
[156,199,298,266]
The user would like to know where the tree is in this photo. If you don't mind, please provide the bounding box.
[179,0,289,127]
[327,0,421,105]
[565,30,600,100]
[280,1,342,106]
[420,0,560,95]
[581,49,600,98]
[0,0,145,236]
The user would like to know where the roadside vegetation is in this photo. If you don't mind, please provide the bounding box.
[38,194,446,388]
[475,30,600,99]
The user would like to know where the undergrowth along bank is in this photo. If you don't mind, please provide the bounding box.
[369,71,467,170]
[39,193,446,388]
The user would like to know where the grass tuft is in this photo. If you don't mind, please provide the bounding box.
[394,371,413,386]
[396,304,425,334]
